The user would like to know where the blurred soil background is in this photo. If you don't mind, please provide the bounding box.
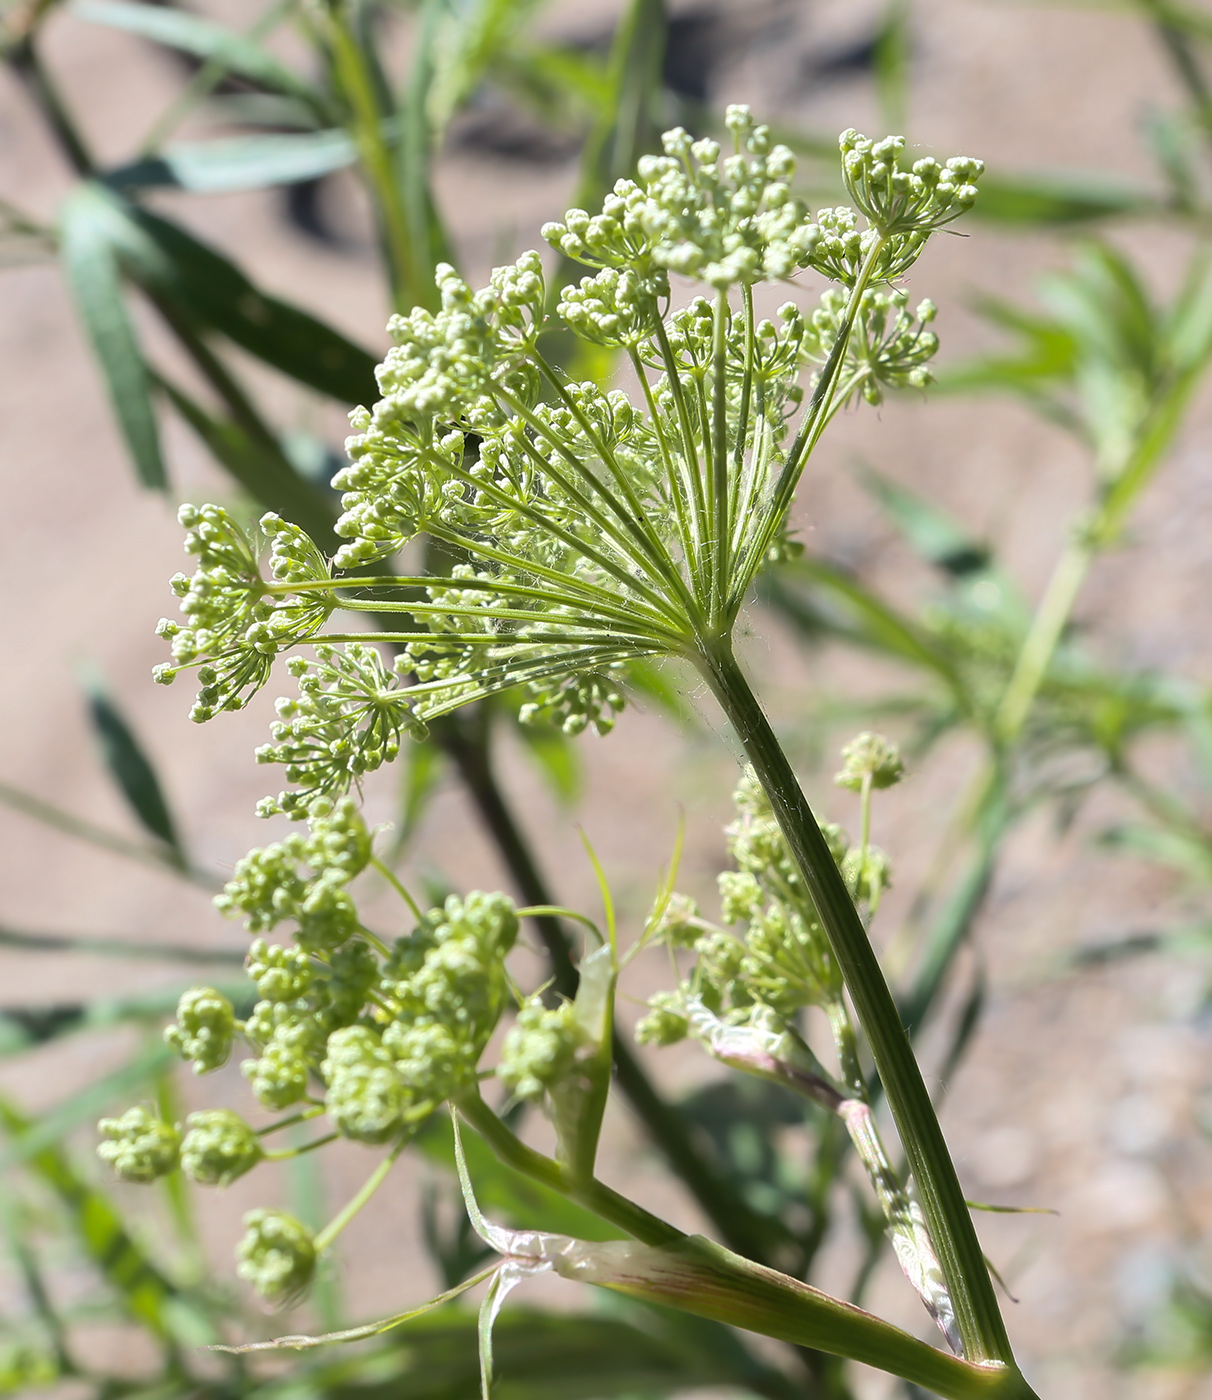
[2,1,1211,1396]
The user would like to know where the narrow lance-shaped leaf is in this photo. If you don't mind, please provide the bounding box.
[105,128,359,196]
[77,183,379,405]
[80,666,185,862]
[158,375,340,552]
[58,184,165,490]
[70,0,331,119]
[970,172,1160,226]
[450,1118,1024,1400]
[0,1093,181,1338]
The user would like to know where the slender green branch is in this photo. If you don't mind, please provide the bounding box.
[313,1136,408,1253]
[653,313,710,584]
[710,288,731,625]
[455,1088,684,1247]
[735,237,887,600]
[527,354,700,614]
[696,637,1010,1365]
[370,855,422,921]
[993,534,1091,744]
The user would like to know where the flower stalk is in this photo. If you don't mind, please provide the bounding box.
[696,637,1011,1364]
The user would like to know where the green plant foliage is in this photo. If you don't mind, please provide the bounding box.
[10,0,1212,1394]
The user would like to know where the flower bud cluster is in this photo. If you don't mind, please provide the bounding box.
[236,1209,316,1304]
[154,506,330,722]
[216,797,371,943]
[380,891,519,1100]
[835,732,905,791]
[545,106,816,291]
[518,667,628,736]
[840,130,984,237]
[96,1106,180,1183]
[163,986,236,1074]
[332,257,545,569]
[801,288,939,405]
[257,645,425,819]
[496,995,587,1101]
[180,1109,263,1185]
[636,770,849,1044]
[557,267,656,348]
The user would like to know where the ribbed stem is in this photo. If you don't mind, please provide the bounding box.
[696,637,1013,1366]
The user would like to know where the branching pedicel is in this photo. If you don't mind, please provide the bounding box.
[100,118,1041,1398]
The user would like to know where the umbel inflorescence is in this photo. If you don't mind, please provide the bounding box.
[98,112,1006,1387]
[150,113,979,819]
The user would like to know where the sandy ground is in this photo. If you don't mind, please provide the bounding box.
[2,1,1212,1396]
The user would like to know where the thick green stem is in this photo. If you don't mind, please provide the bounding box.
[455,1090,684,1247]
[459,1087,1036,1400]
[697,638,1011,1365]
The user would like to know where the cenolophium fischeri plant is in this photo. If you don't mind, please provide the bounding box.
[98,111,1042,1398]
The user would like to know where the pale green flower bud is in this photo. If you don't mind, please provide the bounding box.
[635,990,690,1047]
[247,939,312,1001]
[834,733,905,791]
[649,892,702,948]
[164,986,235,1074]
[322,1026,407,1143]
[242,999,327,1109]
[843,847,893,911]
[97,1106,180,1183]
[236,1209,315,1304]
[718,871,762,925]
[180,1109,263,1186]
[497,997,585,1100]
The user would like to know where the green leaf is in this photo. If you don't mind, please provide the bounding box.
[113,201,380,405]
[415,1116,625,1242]
[106,128,358,195]
[856,466,1028,625]
[0,980,254,1059]
[396,0,457,298]
[872,0,911,132]
[971,172,1160,226]
[0,923,244,966]
[497,44,612,126]
[858,466,992,580]
[70,0,329,117]
[0,1092,181,1338]
[938,295,1078,401]
[67,182,378,407]
[0,1039,176,1173]
[58,185,165,491]
[0,778,209,883]
[159,376,340,552]
[512,720,581,806]
[265,1308,762,1400]
[80,668,184,862]
[764,558,965,695]
[1098,820,1212,882]
[425,0,547,137]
